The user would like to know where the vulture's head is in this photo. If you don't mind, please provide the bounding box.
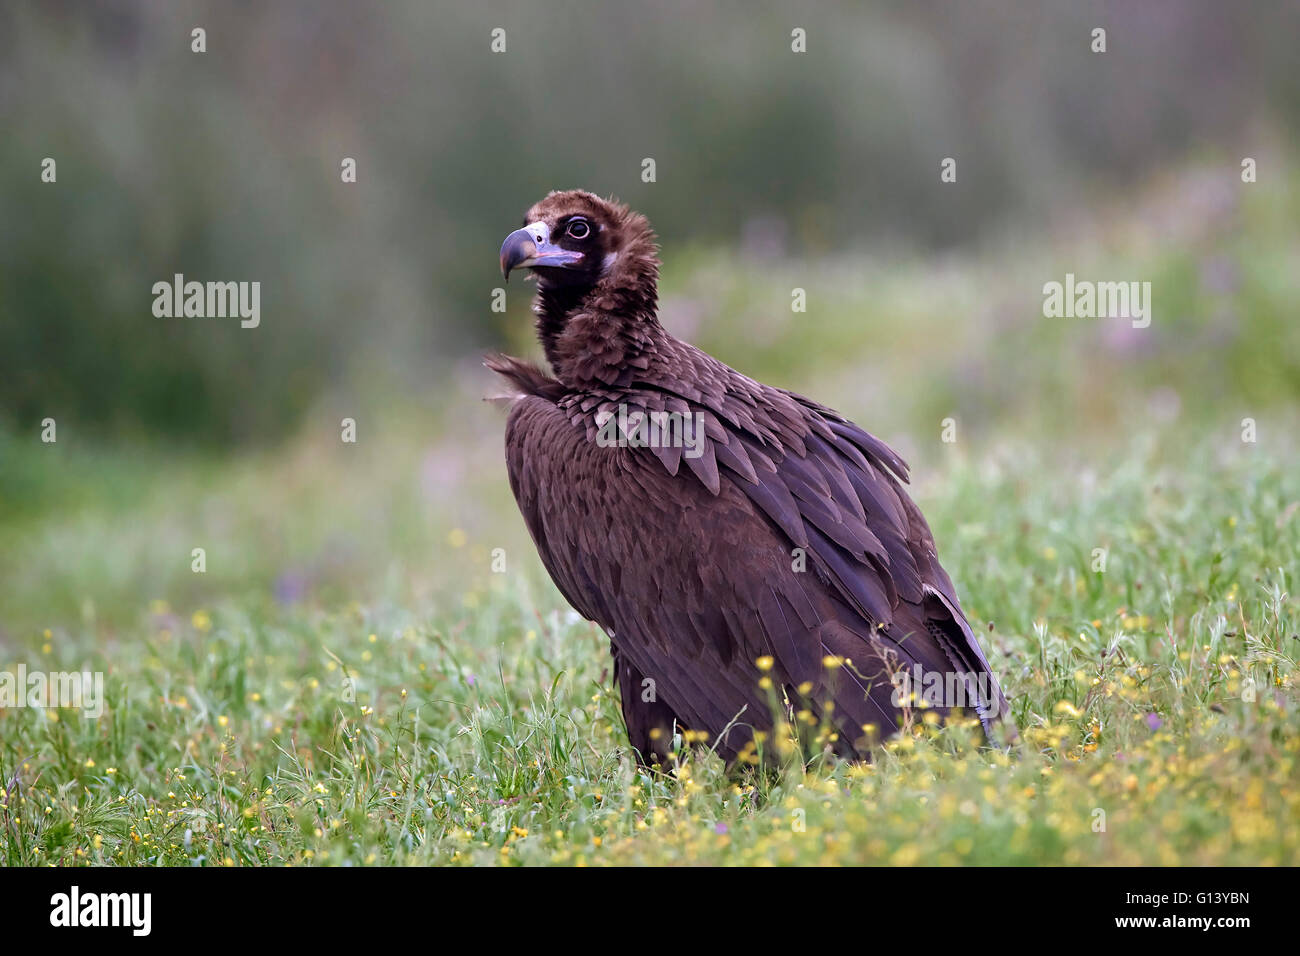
[499,191,660,317]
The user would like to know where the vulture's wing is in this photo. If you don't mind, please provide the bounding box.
[498,353,1011,763]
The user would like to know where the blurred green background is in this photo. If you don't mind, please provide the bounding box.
[2,0,1298,635]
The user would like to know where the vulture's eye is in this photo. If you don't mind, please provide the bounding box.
[565,219,591,240]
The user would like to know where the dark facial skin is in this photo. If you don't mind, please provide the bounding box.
[525,213,606,289]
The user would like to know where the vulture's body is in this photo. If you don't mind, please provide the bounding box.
[490,191,1012,765]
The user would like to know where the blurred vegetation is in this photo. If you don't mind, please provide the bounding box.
[2,0,1299,448]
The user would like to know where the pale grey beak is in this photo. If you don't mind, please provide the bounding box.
[500,221,585,279]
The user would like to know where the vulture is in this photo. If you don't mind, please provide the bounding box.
[489,190,1013,766]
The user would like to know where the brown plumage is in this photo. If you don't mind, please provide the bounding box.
[489,190,1013,766]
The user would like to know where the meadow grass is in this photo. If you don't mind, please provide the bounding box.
[1,428,1296,866]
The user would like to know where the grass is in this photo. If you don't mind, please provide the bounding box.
[1,428,1296,866]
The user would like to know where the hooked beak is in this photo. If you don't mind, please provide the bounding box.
[500,221,584,279]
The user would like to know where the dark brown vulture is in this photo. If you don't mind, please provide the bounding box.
[489,190,1013,766]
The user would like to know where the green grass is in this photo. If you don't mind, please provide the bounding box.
[1,429,1296,866]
